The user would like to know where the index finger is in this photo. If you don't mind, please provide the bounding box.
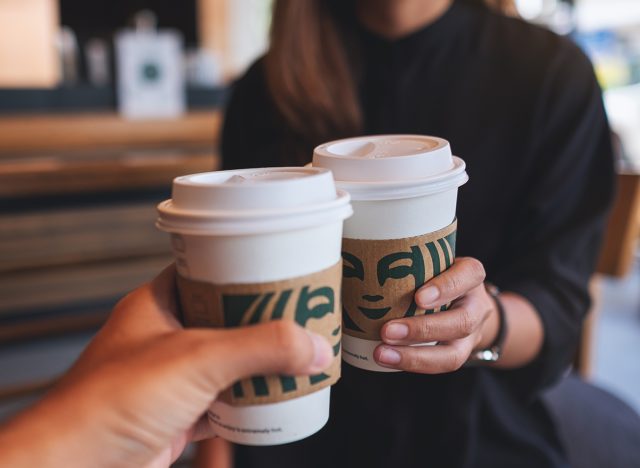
[75,265,181,368]
[414,257,485,309]
[148,263,179,318]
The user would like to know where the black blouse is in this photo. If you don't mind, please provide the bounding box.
[221,2,615,467]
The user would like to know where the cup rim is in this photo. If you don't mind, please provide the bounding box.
[157,189,353,236]
[331,156,468,201]
[173,166,331,188]
[314,134,450,161]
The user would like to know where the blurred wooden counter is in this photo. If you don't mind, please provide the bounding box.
[0,110,222,342]
[0,111,221,198]
[597,172,640,278]
[0,111,222,153]
[0,148,217,198]
[577,171,640,378]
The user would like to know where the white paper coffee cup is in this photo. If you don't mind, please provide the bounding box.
[157,167,352,445]
[313,135,468,372]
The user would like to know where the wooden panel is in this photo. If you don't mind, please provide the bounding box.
[0,150,218,197]
[0,255,172,315]
[0,202,172,273]
[0,310,107,344]
[597,172,640,277]
[0,378,56,401]
[0,111,222,154]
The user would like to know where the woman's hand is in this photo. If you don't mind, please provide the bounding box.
[374,257,499,373]
[0,266,333,468]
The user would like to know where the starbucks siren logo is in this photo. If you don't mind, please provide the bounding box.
[341,221,457,340]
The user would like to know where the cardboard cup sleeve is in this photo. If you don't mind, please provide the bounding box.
[176,262,342,406]
[341,220,457,340]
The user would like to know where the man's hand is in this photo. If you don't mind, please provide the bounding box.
[0,266,333,468]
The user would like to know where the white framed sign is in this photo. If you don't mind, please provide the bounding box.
[115,29,185,120]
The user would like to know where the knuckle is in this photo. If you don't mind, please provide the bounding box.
[272,321,300,353]
[418,317,432,341]
[449,347,467,371]
[482,295,495,319]
[440,274,462,295]
[466,258,486,283]
[431,353,454,374]
[175,332,230,390]
[404,352,422,373]
[271,321,308,369]
[458,307,476,337]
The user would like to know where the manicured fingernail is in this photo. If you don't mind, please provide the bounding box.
[377,346,401,365]
[307,331,332,372]
[385,323,409,340]
[417,286,440,306]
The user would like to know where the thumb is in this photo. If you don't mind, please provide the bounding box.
[175,321,334,397]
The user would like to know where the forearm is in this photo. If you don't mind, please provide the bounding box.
[0,403,79,467]
[477,291,544,369]
[0,389,113,468]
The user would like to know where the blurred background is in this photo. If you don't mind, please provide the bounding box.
[0,1,638,466]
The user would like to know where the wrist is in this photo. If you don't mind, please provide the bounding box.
[477,293,500,350]
[469,283,508,364]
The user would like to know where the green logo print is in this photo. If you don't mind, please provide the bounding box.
[424,230,456,313]
[342,229,457,335]
[222,285,339,399]
[376,246,425,318]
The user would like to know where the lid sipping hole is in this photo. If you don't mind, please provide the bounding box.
[369,139,436,159]
[221,170,314,184]
[327,141,376,158]
[326,138,441,159]
[225,175,249,184]
[245,170,314,181]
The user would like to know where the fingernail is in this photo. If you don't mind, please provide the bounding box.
[417,286,440,306]
[385,323,409,340]
[307,331,332,372]
[377,346,401,365]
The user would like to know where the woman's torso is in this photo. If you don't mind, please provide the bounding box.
[222,2,609,467]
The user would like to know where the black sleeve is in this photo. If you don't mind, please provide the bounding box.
[221,59,285,170]
[492,40,616,400]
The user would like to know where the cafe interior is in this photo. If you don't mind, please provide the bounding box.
[0,0,639,467]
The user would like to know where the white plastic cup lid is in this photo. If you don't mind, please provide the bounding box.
[157,167,352,236]
[313,135,468,201]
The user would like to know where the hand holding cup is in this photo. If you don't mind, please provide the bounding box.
[313,135,469,371]
[0,266,333,468]
[375,257,498,373]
